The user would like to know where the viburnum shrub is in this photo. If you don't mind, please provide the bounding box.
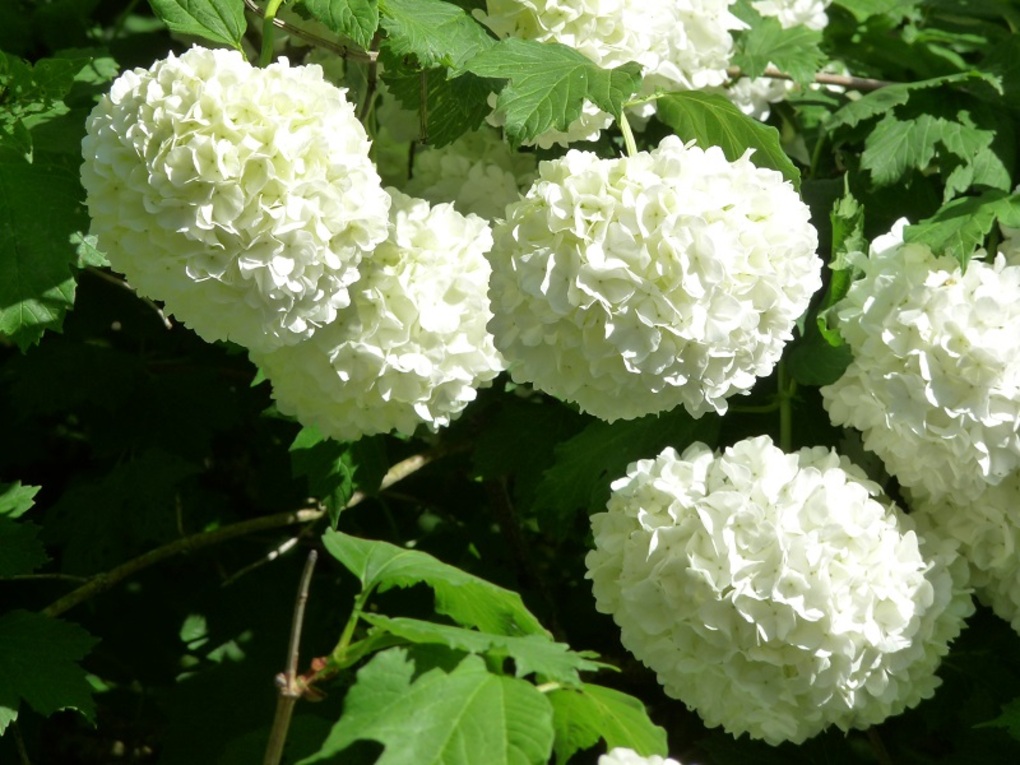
[4,1,1020,764]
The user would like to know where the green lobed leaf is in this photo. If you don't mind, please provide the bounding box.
[322,530,549,637]
[458,37,641,148]
[299,648,555,765]
[379,0,495,69]
[0,517,48,576]
[0,610,98,735]
[904,189,1020,268]
[291,426,355,528]
[532,409,720,537]
[45,449,201,575]
[977,696,1020,741]
[361,614,609,686]
[786,331,854,387]
[147,0,246,50]
[302,0,379,50]
[380,61,492,147]
[732,16,824,86]
[0,481,40,519]
[860,107,1010,197]
[826,71,1002,131]
[832,0,921,21]
[655,91,801,188]
[0,152,90,351]
[819,180,867,338]
[548,683,668,765]
[0,51,84,159]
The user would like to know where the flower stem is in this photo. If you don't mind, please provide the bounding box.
[778,360,795,452]
[258,0,288,67]
[618,111,638,158]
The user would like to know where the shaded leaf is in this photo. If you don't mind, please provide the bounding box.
[0,611,98,735]
[299,649,554,765]
[532,409,720,537]
[0,153,89,351]
[0,517,48,575]
[362,614,608,686]
[860,107,1010,198]
[656,91,800,188]
[290,426,357,528]
[459,38,641,147]
[978,696,1020,741]
[303,0,379,50]
[380,63,492,147]
[147,0,246,50]
[549,684,668,765]
[322,530,549,637]
[832,0,921,21]
[826,71,1001,131]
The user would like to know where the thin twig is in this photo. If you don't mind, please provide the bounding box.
[867,727,894,765]
[85,267,172,330]
[0,573,90,583]
[41,451,438,618]
[242,0,377,62]
[13,721,32,765]
[726,65,894,91]
[262,550,318,765]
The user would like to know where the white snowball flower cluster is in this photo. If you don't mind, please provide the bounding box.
[404,128,537,220]
[487,135,821,421]
[599,748,683,765]
[81,46,390,352]
[912,479,1020,634]
[252,190,505,441]
[821,219,1020,504]
[477,0,742,145]
[586,436,973,745]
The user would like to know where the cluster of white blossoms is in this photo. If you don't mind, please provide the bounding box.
[911,478,1020,634]
[821,220,1020,504]
[80,46,390,352]
[487,135,821,421]
[477,0,742,145]
[251,190,505,442]
[586,436,974,745]
[404,128,538,220]
[599,748,683,765]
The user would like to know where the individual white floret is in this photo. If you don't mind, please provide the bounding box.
[487,135,821,421]
[586,436,973,745]
[599,748,683,765]
[252,190,505,441]
[405,128,537,220]
[81,46,390,352]
[752,0,832,31]
[821,219,1020,504]
[477,1,742,146]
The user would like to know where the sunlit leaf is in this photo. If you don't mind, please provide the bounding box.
[299,649,554,765]
[362,614,608,686]
[323,530,549,637]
